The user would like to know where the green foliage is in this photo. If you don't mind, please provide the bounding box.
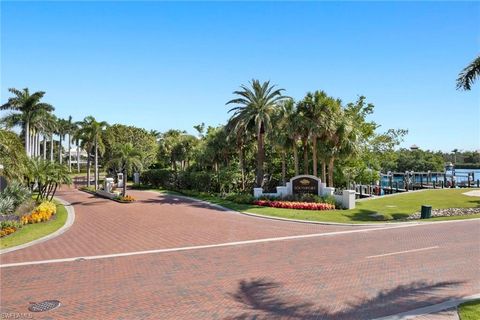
[24,158,72,201]
[104,124,158,170]
[0,196,15,215]
[0,181,31,209]
[140,169,173,188]
[394,149,445,172]
[1,220,22,229]
[225,193,254,204]
[0,129,28,180]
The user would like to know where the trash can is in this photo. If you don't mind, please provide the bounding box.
[420,205,432,219]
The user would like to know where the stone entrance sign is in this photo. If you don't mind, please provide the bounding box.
[292,176,319,195]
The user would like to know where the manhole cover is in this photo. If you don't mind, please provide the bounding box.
[28,300,61,312]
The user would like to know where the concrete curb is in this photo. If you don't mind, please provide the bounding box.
[0,197,75,255]
[372,293,480,320]
[141,190,480,227]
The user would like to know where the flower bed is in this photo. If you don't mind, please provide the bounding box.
[21,201,56,225]
[1,201,57,238]
[253,200,335,211]
[114,195,135,203]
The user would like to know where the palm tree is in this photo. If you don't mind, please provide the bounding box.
[56,118,69,164]
[0,129,28,180]
[226,80,287,187]
[107,143,142,196]
[457,54,480,90]
[0,88,54,157]
[76,116,108,189]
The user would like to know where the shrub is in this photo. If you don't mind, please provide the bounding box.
[0,220,20,237]
[225,193,254,204]
[0,196,15,215]
[321,195,337,206]
[1,182,31,208]
[141,169,173,188]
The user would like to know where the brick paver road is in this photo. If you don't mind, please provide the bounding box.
[1,188,479,319]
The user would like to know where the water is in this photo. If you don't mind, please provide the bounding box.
[380,168,479,187]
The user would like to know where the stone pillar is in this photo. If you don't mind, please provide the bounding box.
[253,188,263,198]
[342,190,356,209]
[133,172,140,184]
[323,187,335,196]
[276,186,288,198]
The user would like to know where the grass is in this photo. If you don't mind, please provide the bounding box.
[149,188,480,224]
[458,300,480,320]
[0,200,68,249]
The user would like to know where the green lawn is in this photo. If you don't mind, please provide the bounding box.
[458,300,480,320]
[152,188,480,224]
[0,200,68,249]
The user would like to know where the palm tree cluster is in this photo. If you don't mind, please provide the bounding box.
[152,80,389,193]
[1,88,80,169]
[226,80,374,188]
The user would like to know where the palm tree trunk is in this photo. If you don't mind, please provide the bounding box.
[281,151,286,185]
[239,147,245,191]
[68,134,72,172]
[37,133,40,157]
[302,138,308,175]
[321,161,327,184]
[58,135,62,163]
[312,135,317,177]
[76,140,80,173]
[255,124,265,188]
[293,141,299,176]
[328,157,335,187]
[25,121,30,157]
[94,141,98,190]
[43,136,47,159]
[86,154,91,187]
[50,135,54,161]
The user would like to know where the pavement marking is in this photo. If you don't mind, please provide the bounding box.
[0,224,425,268]
[366,246,440,259]
[2,217,478,269]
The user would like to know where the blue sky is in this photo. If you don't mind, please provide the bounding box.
[1,1,479,152]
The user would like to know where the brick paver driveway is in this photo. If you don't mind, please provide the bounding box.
[1,188,479,319]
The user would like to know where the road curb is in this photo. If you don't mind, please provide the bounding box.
[0,197,75,255]
[372,293,480,320]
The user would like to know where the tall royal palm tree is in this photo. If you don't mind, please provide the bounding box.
[107,143,142,196]
[226,80,287,187]
[0,88,54,158]
[457,54,480,90]
[76,116,108,189]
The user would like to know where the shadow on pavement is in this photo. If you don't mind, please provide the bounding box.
[137,195,231,212]
[226,278,464,320]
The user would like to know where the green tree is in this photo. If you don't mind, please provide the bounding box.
[227,79,287,187]
[76,116,108,189]
[104,124,158,171]
[0,88,54,158]
[108,143,142,196]
[0,129,28,180]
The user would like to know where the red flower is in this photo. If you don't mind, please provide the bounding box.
[253,200,334,211]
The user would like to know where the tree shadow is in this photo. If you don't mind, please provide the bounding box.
[136,195,232,212]
[226,278,465,320]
